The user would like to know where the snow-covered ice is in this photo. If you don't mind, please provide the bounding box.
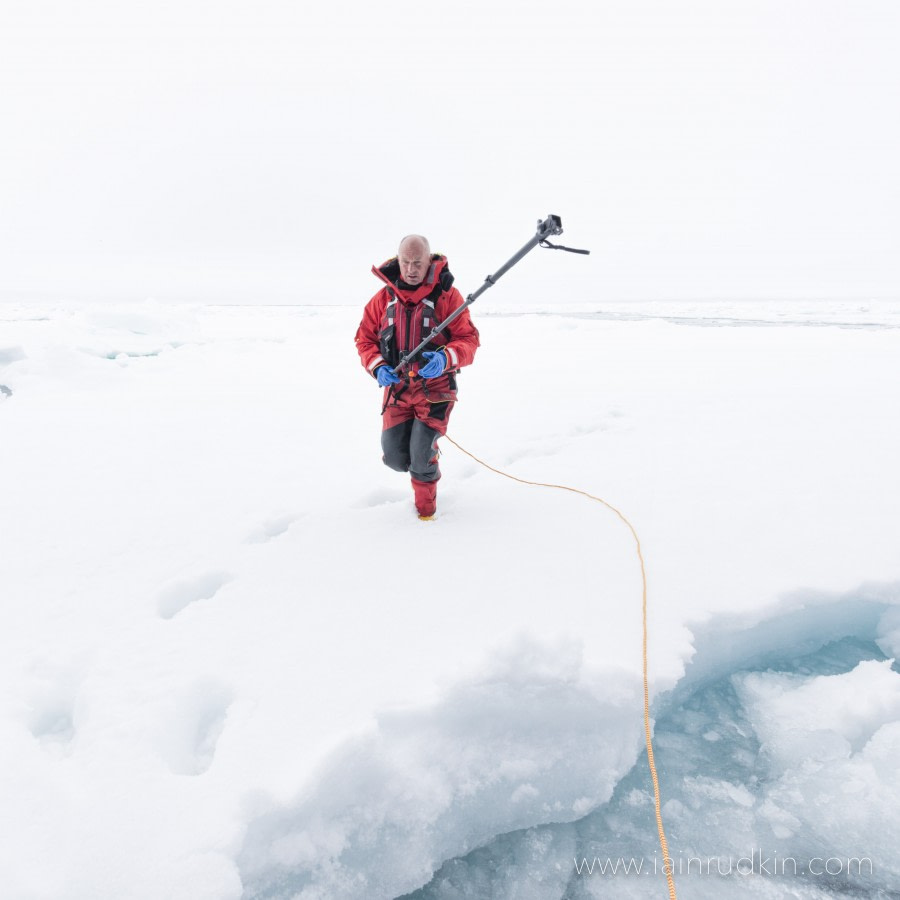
[2,299,899,899]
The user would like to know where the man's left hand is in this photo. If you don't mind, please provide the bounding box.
[418,350,447,379]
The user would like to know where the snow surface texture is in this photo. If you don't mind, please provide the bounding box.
[2,300,899,899]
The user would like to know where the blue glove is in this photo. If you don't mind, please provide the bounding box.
[418,350,447,379]
[375,365,401,386]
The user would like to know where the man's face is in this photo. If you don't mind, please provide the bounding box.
[398,242,431,285]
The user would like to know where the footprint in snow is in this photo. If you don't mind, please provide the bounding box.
[157,680,234,776]
[245,513,298,544]
[156,571,231,620]
[22,662,83,753]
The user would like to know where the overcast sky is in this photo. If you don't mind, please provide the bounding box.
[2,0,899,304]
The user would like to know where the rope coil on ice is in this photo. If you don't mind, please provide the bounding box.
[444,434,678,900]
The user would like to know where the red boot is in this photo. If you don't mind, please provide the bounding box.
[411,478,437,519]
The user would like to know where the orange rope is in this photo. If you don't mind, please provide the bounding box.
[444,434,677,899]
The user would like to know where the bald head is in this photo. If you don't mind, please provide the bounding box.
[399,234,431,256]
[397,234,432,286]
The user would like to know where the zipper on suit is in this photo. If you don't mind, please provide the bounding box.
[405,306,413,356]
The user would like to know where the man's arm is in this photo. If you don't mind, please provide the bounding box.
[354,291,390,376]
[437,287,480,369]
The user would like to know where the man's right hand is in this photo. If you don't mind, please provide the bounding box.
[375,365,401,387]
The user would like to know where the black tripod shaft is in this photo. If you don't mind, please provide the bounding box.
[392,215,564,374]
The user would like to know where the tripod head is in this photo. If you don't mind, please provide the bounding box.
[536,215,564,240]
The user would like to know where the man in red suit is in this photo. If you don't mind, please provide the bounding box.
[355,235,480,519]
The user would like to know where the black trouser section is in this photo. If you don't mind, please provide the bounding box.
[381,420,441,482]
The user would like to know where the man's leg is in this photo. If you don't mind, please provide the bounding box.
[381,419,414,472]
[408,402,454,517]
[381,390,417,472]
[408,418,441,483]
[409,421,440,517]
